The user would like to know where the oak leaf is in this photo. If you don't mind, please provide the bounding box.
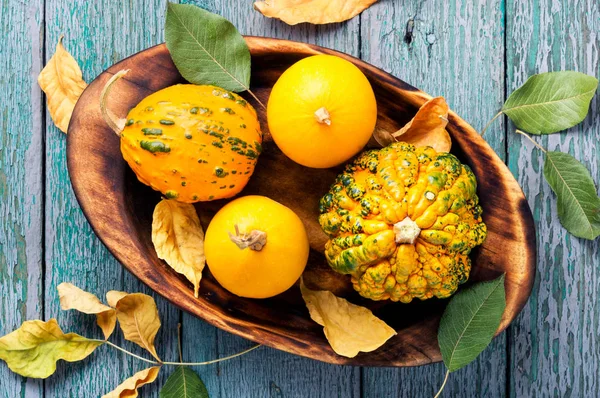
[112,293,162,362]
[37,36,87,133]
[152,199,206,297]
[392,96,452,152]
[102,366,161,398]
[300,280,396,358]
[57,282,116,340]
[254,0,378,25]
[0,319,103,378]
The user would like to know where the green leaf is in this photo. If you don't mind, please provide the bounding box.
[502,71,598,134]
[160,367,209,398]
[543,151,600,240]
[0,319,103,378]
[165,3,251,92]
[438,275,506,372]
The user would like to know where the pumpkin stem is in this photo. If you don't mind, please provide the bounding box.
[99,69,130,136]
[393,217,421,244]
[228,224,267,251]
[314,107,331,126]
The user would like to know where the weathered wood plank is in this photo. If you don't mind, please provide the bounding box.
[179,1,360,397]
[360,1,508,396]
[506,1,600,396]
[43,2,179,397]
[0,0,44,397]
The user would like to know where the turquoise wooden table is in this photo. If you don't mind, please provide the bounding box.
[1,0,599,397]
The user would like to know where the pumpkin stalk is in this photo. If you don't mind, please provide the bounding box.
[229,224,267,251]
[99,69,130,136]
[393,217,421,244]
[314,107,331,126]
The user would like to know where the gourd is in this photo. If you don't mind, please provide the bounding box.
[102,72,263,203]
[267,55,377,168]
[318,142,487,303]
[204,195,309,299]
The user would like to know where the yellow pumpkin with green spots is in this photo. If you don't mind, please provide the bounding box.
[318,142,487,303]
[120,84,262,203]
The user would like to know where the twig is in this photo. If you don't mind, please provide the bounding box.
[102,339,261,367]
[162,344,261,366]
[103,340,159,365]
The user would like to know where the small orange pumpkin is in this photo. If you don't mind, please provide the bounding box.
[120,84,263,202]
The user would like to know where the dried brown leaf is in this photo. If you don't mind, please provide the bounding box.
[152,199,205,297]
[102,366,160,398]
[300,280,396,358]
[57,282,116,340]
[106,290,128,308]
[254,0,378,25]
[113,293,162,362]
[393,96,452,152]
[37,36,87,133]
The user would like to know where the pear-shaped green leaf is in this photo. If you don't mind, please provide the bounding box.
[543,151,600,240]
[160,367,209,398]
[502,71,598,134]
[165,3,251,92]
[438,275,506,372]
[0,319,103,378]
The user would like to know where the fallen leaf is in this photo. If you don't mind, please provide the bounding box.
[160,367,209,398]
[37,35,87,133]
[0,319,103,378]
[114,293,162,362]
[254,0,378,25]
[393,97,452,152]
[102,366,160,398]
[300,280,396,358]
[106,290,128,308]
[152,199,206,297]
[57,282,116,340]
[371,126,396,147]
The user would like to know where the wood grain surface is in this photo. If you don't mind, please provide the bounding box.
[506,1,600,396]
[0,0,598,397]
[0,1,44,398]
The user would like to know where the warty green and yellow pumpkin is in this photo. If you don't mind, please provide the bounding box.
[318,142,487,303]
[118,84,263,203]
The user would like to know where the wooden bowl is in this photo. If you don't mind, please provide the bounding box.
[67,37,536,367]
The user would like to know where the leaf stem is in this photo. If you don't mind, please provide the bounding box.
[247,89,266,110]
[480,111,503,136]
[177,323,183,363]
[434,370,450,398]
[103,340,160,365]
[103,339,261,367]
[515,129,547,153]
[161,344,261,366]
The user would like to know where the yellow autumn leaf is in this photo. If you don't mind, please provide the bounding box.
[0,319,103,378]
[37,35,87,133]
[392,97,452,152]
[113,293,162,362]
[254,0,378,25]
[300,280,396,358]
[57,282,116,340]
[106,290,128,308]
[102,366,160,398]
[152,199,206,298]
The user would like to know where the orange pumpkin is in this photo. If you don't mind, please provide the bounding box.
[120,84,263,202]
